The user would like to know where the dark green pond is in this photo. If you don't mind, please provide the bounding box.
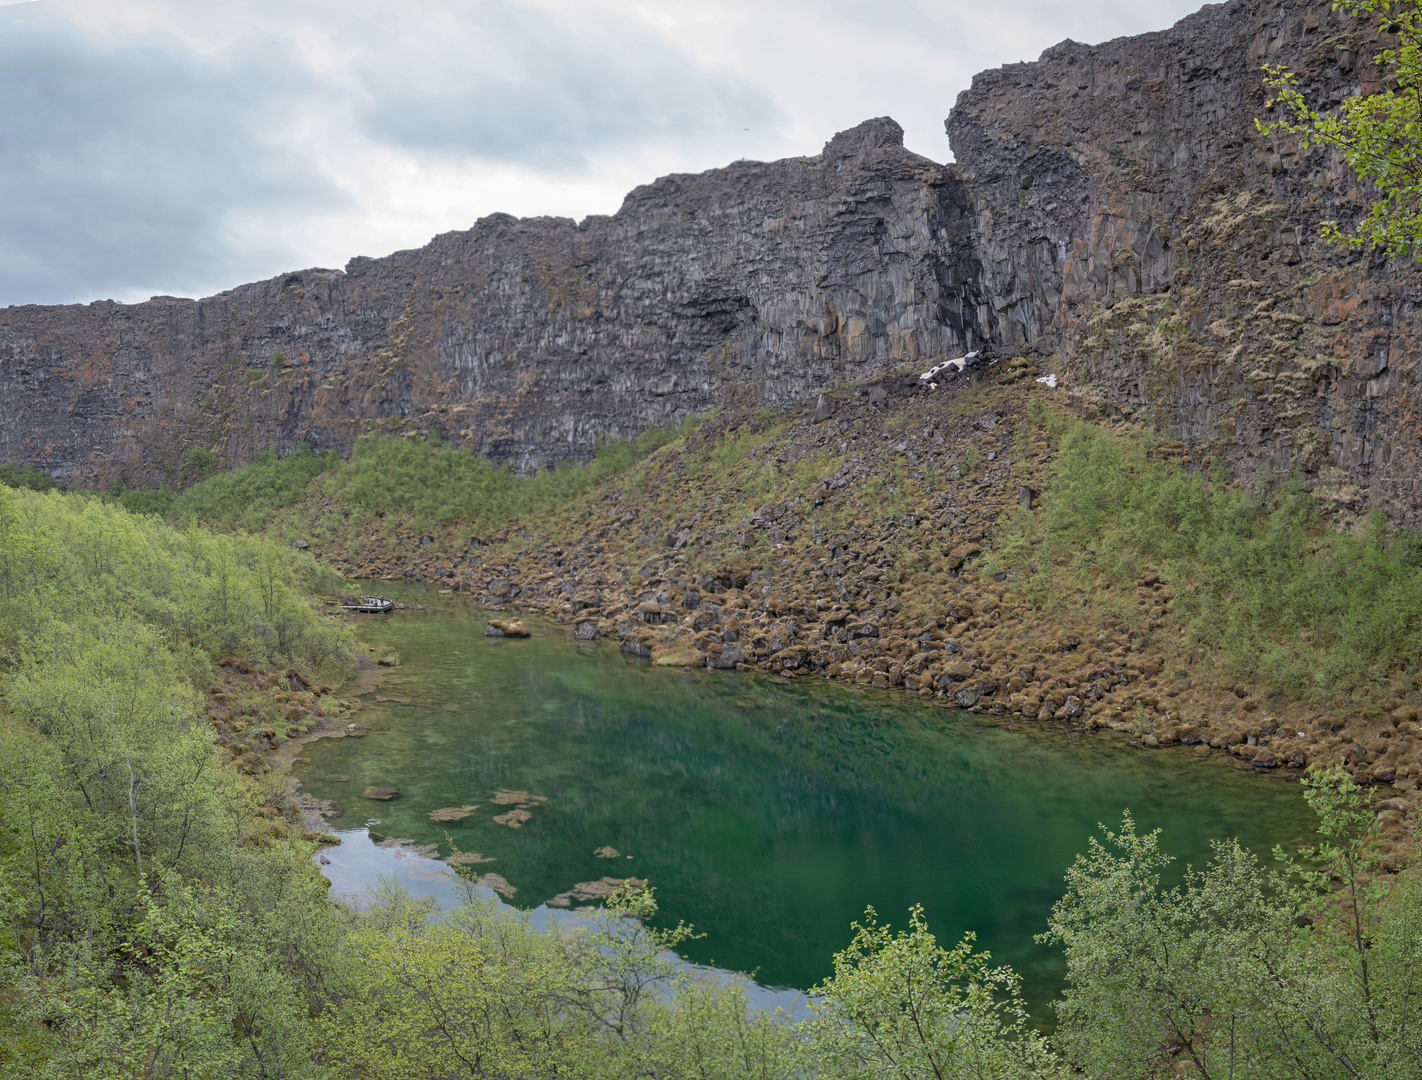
[297,594,1311,1015]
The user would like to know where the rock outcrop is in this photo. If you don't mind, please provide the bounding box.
[4,0,1421,520]
[949,0,1422,520]
[0,117,987,484]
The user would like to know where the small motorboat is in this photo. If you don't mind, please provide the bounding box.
[343,595,394,613]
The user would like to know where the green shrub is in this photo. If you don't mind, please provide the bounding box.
[0,485,354,1076]
[326,424,692,526]
[0,463,60,491]
[108,443,339,530]
[1005,422,1422,696]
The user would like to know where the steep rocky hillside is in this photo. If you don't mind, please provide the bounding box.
[950,0,1422,523]
[2,0,1419,521]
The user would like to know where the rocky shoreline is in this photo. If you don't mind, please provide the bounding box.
[204,637,401,841]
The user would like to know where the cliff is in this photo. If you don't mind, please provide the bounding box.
[0,118,987,484]
[950,0,1422,522]
[3,0,1420,520]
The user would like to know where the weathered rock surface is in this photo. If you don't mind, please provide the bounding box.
[948,0,1422,520]
[485,618,530,638]
[0,118,986,485]
[5,0,1422,521]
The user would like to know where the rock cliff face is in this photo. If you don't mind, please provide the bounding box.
[0,117,988,483]
[949,0,1422,521]
[3,0,1420,519]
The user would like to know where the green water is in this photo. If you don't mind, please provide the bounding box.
[298,595,1311,1012]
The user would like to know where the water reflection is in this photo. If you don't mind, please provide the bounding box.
[321,826,810,1016]
[301,593,1310,1015]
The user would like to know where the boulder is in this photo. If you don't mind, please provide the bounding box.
[653,643,705,667]
[708,644,745,670]
[574,621,599,640]
[362,786,399,801]
[486,618,530,638]
[937,662,975,686]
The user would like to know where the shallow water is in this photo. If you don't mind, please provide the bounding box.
[298,592,1312,1014]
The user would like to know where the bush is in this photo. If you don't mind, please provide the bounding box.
[0,485,354,1077]
[325,424,692,526]
[1041,769,1422,1079]
[1003,422,1422,696]
[108,443,339,530]
[0,464,60,491]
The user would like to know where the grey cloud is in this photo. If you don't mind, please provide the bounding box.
[810,0,1207,59]
[0,6,345,306]
[351,1,785,170]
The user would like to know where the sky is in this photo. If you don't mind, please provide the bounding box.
[0,0,1207,308]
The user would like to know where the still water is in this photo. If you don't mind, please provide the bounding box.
[297,595,1311,1014]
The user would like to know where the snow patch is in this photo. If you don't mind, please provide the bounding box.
[919,351,979,382]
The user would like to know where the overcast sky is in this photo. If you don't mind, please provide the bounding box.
[0,0,1206,308]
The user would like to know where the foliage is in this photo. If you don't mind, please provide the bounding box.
[324,424,693,527]
[109,443,340,529]
[1259,0,1422,257]
[320,881,803,1080]
[1040,769,1422,1078]
[0,463,60,492]
[24,873,320,1080]
[805,905,1059,1080]
[0,481,357,1078]
[993,421,1422,695]
[0,484,351,670]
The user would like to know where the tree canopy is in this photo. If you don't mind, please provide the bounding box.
[1261,0,1422,257]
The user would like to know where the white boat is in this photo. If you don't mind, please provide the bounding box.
[343,595,394,613]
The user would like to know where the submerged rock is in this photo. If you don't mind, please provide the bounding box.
[477,872,517,898]
[546,876,649,908]
[429,805,479,822]
[362,786,399,801]
[491,790,546,806]
[445,851,496,866]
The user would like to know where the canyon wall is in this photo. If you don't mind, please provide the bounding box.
[0,118,988,484]
[3,0,1420,519]
[950,0,1422,520]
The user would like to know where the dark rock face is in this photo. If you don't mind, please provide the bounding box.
[5,0,1422,521]
[0,117,989,486]
[948,0,1422,521]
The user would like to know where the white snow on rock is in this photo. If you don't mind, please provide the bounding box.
[1035,373,1058,388]
[918,351,979,382]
